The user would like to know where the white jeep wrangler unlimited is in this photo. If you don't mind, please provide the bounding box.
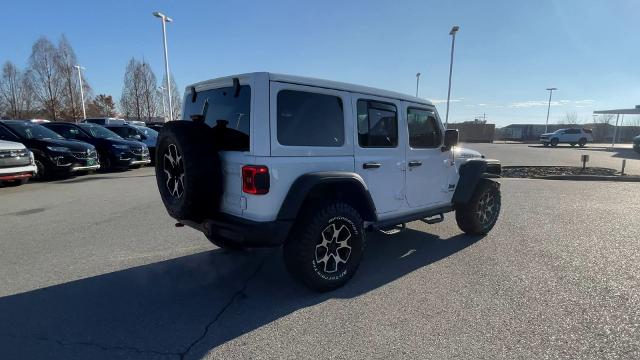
[155,73,501,291]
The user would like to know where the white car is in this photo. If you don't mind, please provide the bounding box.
[154,72,502,291]
[0,140,37,186]
[540,128,594,147]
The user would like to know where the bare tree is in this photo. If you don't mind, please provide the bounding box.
[0,62,34,119]
[139,62,159,120]
[626,115,640,127]
[162,74,182,120]
[120,58,160,121]
[120,58,144,120]
[559,111,579,125]
[87,94,117,117]
[28,37,64,120]
[56,35,91,121]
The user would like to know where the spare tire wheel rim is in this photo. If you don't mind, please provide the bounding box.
[477,191,496,226]
[314,219,352,278]
[163,143,185,199]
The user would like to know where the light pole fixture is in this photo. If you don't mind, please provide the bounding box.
[153,11,173,121]
[445,25,459,128]
[545,87,557,133]
[159,86,168,122]
[74,65,87,121]
[415,72,421,97]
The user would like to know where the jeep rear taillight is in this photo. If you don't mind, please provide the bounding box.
[242,165,270,195]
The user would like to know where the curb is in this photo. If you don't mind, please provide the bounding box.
[530,175,640,182]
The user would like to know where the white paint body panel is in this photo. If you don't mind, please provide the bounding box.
[183,72,457,223]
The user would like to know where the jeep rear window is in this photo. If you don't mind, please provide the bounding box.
[183,85,251,151]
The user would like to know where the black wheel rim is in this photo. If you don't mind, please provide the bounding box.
[163,143,185,199]
[476,191,498,226]
[313,219,353,279]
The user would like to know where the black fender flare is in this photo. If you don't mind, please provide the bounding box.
[277,172,377,221]
[452,159,501,204]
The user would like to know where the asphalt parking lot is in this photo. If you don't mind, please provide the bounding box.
[465,142,640,175]
[1,161,639,360]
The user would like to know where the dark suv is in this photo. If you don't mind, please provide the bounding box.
[42,122,150,170]
[104,124,157,164]
[0,120,99,179]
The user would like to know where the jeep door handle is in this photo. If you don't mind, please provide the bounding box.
[408,160,422,167]
[362,162,382,169]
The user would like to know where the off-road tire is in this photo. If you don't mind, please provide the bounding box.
[155,121,222,222]
[578,138,587,147]
[456,179,501,235]
[550,138,559,147]
[284,202,365,292]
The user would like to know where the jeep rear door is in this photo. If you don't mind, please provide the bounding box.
[403,104,452,207]
[353,96,406,214]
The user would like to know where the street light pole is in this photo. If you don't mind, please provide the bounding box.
[153,11,173,121]
[159,86,167,122]
[545,87,557,133]
[74,65,86,121]
[445,25,459,128]
[415,72,421,97]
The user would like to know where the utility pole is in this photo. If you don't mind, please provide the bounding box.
[74,65,87,121]
[153,12,173,121]
[545,87,557,133]
[415,72,421,97]
[445,25,459,128]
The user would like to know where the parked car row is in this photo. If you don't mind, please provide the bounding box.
[0,119,156,186]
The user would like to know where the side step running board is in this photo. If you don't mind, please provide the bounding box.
[378,223,406,235]
[421,214,444,225]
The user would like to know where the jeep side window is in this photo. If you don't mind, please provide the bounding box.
[407,108,442,148]
[277,90,344,147]
[357,100,398,148]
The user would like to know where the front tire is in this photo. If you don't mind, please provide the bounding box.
[550,138,559,147]
[578,138,587,147]
[284,202,365,292]
[456,179,501,235]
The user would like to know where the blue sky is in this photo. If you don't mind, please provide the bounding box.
[1,0,639,126]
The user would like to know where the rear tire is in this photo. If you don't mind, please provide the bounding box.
[550,138,559,147]
[155,121,222,222]
[32,158,47,181]
[284,202,365,292]
[578,138,587,147]
[456,179,501,235]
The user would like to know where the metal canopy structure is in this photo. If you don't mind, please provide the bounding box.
[593,105,640,115]
[593,105,640,148]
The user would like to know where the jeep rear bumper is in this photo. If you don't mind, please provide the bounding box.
[182,214,293,247]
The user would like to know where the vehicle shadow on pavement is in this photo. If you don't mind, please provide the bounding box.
[0,229,480,360]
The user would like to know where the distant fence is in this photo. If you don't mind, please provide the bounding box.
[447,123,495,143]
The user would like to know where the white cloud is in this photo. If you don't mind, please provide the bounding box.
[477,103,487,106]
[574,99,595,105]
[428,98,463,104]
[510,100,561,108]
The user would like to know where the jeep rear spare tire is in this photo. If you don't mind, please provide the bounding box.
[155,121,222,222]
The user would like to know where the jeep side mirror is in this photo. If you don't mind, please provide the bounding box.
[442,129,459,151]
